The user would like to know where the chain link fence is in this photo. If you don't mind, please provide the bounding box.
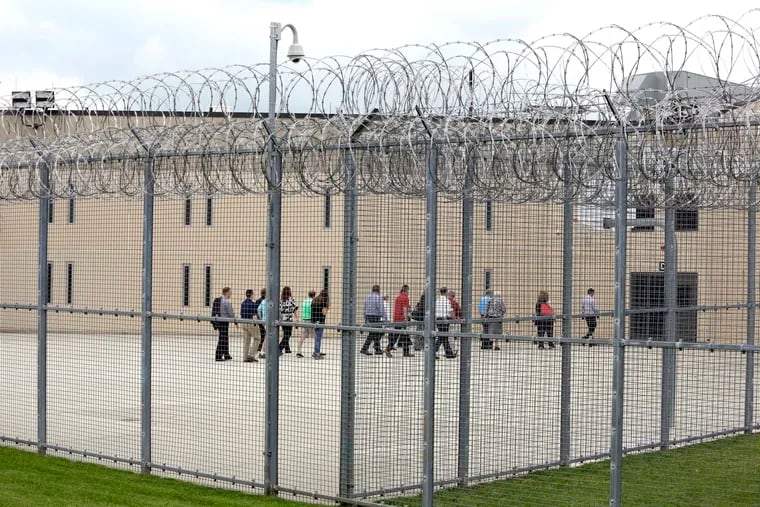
[1,12,760,506]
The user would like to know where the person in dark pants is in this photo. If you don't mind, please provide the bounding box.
[534,290,555,350]
[387,284,413,357]
[582,287,598,345]
[411,294,425,351]
[435,287,457,359]
[254,288,266,354]
[361,284,387,356]
[478,289,493,348]
[279,286,297,353]
[310,289,329,360]
[215,287,236,361]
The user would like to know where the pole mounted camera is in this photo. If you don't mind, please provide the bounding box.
[277,23,304,63]
[287,44,304,63]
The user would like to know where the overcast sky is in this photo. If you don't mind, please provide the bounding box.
[0,0,758,99]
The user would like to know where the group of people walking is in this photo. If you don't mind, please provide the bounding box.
[531,287,598,349]
[212,284,600,361]
[213,286,330,362]
[360,284,461,359]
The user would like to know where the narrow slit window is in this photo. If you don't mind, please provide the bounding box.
[66,263,73,304]
[182,265,191,307]
[485,200,493,231]
[324,190,332,228]
[48,201,54,224]
[204,265,212,307]
[47,263,52,304]
[184,199,192,226]
[206,198,213,226]
[322,266,330,293]
[484,270,492,292]
[68,184,75,224]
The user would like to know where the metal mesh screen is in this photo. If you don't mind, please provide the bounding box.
[2,12,760,507]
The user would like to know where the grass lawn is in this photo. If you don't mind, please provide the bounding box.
[0,446,310,507]
[1,434,758,506]
[386,434,760,507]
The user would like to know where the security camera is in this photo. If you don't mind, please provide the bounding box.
[287,43,305,63]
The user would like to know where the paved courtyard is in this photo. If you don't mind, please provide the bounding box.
[1,329,757,502]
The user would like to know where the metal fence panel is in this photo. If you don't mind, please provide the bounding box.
[2,13,760,507]
[0,310,37,447]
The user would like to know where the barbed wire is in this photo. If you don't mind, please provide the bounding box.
[1,11,760,205]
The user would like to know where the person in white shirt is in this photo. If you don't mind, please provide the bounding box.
[434,287,457,359]
[361,284,386,356]
[582,288,598,342]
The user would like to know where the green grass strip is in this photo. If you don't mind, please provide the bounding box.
[0,446,310,506]
[386,434,760,507]
[1,434,758,506]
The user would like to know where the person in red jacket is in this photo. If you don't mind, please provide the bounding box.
[534,290,555,350]
[386,284,413,357]
[448,290,462,320]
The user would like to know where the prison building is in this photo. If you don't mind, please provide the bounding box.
[0,161,752,344]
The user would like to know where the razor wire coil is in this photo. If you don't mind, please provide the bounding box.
[0,11,760,206]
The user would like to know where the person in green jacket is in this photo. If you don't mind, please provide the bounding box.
[296,290,316,358]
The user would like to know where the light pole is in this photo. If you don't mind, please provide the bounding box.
[264,21,304,497]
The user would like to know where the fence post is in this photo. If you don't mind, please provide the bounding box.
[422,142,438,507]
[457,148,474,485]
[560,165,573,466]
[746,178,756,433]
[661,176,677,450]
[339,146,358,500]
[264,142,283,496]
[33,141,49,456]
[264,23,283,495]
[131,128,155,475]
[609,134,628,507]
[140,152,155,474]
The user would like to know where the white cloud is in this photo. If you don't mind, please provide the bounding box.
[523,0,760,41]
[133,37,169,74]
[38,20,63,34]
[1,0,759,105]
[0,0,29,29]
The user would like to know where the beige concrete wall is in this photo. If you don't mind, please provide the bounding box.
[0,192,344,335]
[1,193,755,344]
[0,114,756,343]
